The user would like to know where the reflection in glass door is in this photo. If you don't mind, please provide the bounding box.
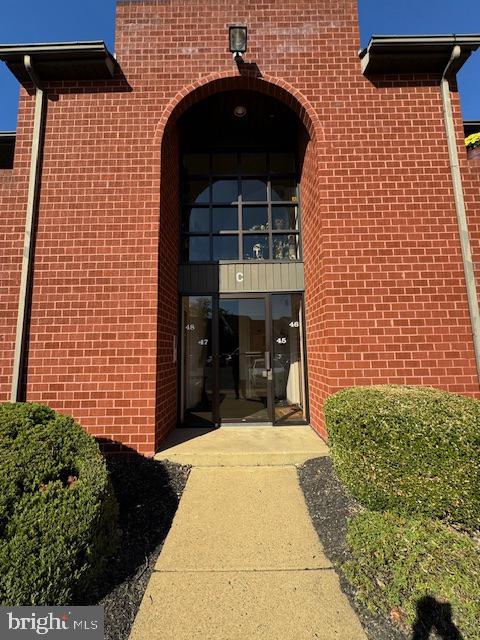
[180,293,308,425]
[181,296,214,426]
[218,297,269,422]
[272,294,306,423]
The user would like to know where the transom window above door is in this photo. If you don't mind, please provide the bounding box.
[181,152,301,263]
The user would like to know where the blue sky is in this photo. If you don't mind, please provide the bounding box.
[0,0,479,130]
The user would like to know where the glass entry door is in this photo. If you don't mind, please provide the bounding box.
[180,293,307,425]
[271,293,306,424]
[218,297,270,422]
[180,296,214,426]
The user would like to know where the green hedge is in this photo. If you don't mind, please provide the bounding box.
[344,512,480,639]
[0,403,119,605]
[325,385,480,529]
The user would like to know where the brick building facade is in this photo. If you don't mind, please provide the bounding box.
[1,1,479,455]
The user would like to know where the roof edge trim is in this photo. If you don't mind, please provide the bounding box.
[360,34,480,77]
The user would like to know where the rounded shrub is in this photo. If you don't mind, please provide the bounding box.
[344,512,480,639]
[0,403,119,605]
[325,385,480,528]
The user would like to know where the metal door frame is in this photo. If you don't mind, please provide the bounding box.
[216,292,273,425]
[178,291,309,427]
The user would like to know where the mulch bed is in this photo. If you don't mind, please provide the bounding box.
[89,456,191,640]
[298,457,407,640]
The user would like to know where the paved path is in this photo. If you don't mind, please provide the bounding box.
[129,429,367,640]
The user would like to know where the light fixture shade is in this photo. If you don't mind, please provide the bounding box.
[233,105,247,118]
[229,26,248,54]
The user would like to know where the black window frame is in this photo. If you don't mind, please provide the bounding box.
[181,150,302,263]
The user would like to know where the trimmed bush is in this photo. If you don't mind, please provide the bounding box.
[344,512,480,639]
[0,403,119,605]
[325,385,480,529]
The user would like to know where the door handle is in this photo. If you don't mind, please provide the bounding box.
[265,351,271,370]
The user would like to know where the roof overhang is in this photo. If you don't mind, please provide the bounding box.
[360,34,480,76]
[0,41,116,85]
[464,120,480,136]
[0,132,16,169]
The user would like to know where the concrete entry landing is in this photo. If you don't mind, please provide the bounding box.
[155,426,329,466]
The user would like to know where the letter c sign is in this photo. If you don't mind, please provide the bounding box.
[236,272,244,283]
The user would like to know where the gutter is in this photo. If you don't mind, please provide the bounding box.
[10,55,47,402]
[359,33,480,76]
[440,46,480,382]
[362,33,480,49]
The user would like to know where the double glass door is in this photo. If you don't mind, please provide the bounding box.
[180,293,307,426]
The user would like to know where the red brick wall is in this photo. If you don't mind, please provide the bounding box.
[462,112,480,321]
[0,94,33,399]
[300,128,330,438]
[1,0,479,453]
[156,123,179,450]
[319,75,477,398]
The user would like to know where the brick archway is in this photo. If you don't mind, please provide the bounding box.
[153,72,324,148]
[155,72,327,447]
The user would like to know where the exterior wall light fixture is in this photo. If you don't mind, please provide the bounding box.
[233,105,247,118]
[229,25,247,60]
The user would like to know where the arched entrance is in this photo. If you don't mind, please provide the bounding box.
[157,77,320,435]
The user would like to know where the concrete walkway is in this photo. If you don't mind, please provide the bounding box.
[129,428,367,640]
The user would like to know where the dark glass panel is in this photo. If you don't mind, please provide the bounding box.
[242,178,267,202]
[183,153,209,174]
[185,178,210,203]
[183,235,210,262]
[243,234,269,260]
[218,298,268,421]
[240,152,267,175]
[212,207,238,232]
[212,153,237,174]
[183,207,210,232]
[271,176,297,202]
[272,293,305,423]
[272,234,299,260]
[181,296,214,426]
[213,236,239,261]
[270,152,295,173]
[212,179,238,203]
[271,205,298,231]
[242,206,268,231]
